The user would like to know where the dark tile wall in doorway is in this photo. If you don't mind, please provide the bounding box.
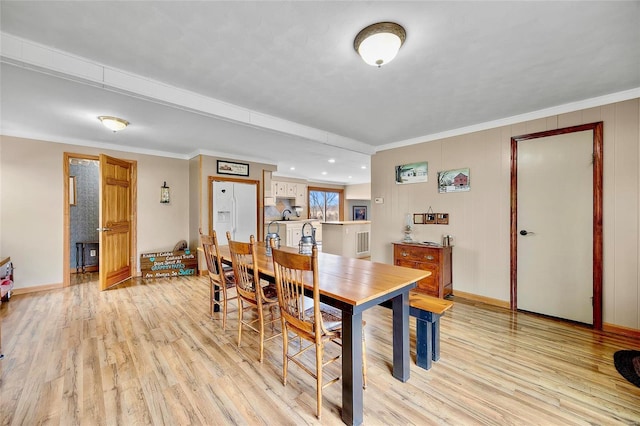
[70,161,99,270]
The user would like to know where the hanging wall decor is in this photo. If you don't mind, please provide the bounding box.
[395,161,428,184]
[438,168,470,193]
[160,181,170,203]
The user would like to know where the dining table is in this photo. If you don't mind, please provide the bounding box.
[216,243,430,426]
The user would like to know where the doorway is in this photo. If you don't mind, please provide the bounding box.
[64,153,100,286]
[510,122,603,329]
[63,152,137,290]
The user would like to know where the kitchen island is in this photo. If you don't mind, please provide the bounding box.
[321,221,371,258]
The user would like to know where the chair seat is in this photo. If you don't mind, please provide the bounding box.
[304,303,367,334]
[223,269,236,287]
[304,303,342,332]
[262,282,278,300]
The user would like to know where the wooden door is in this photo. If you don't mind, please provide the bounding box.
[99,154,135,290]
[511,122,603,328]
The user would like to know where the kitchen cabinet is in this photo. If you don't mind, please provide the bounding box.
[270,180,307,206]
[287,182,297,199]
[264,220,320,247]
[286,225,303,247]
[273,181,287,197]
[392,242,452,298]
[295,184,307,206]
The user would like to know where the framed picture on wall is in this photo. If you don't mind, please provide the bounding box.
[395,161,428,184]
[217,160,249,176]
[353,206,367,220]
[438,167,470,193]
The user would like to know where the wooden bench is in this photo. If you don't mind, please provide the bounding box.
[380,290,453,370]
[409,291,453,370]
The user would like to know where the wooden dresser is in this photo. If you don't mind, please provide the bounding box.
[392,242,453,298]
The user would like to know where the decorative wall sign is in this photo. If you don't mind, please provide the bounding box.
[438,168,470,193]
[140,249,197,278]
[217,160,249,176]
[395,161,428,184]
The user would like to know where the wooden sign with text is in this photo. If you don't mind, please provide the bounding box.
[140,250,197,279]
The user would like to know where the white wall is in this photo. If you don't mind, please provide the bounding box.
[371,99,640,329]
[0,135,190,289]
[345,183,371,200]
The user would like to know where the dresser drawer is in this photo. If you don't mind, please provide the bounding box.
[392,242,452,299]
[394,245,440,263]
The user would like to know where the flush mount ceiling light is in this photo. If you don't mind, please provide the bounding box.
[354,22,406,67]
[98,116,129,132]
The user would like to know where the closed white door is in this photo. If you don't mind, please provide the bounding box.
[517,130,593,324]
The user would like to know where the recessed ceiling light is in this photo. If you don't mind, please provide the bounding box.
[290,166,295,171]
[348,176,353,179]
[361,165,367,169]
[321,171,327,175]
[328,159,336,163]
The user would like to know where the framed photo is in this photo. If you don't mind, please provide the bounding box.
[425,212,436,224]
[395,161,428,184]
[217,160,249,176]
[353,206,367,221]
[438,167,470,193]
[436,213,450,225]
[413,213,425,224]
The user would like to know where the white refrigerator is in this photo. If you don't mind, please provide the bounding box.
[212,180,257,242]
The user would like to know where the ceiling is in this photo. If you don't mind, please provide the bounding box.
[1,1,639,185]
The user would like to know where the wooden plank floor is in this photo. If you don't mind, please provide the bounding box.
[1,275,639,425]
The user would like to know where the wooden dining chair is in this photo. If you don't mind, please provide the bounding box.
[270,244,367,420]
[226,232,281,363]
[200,229,237,330]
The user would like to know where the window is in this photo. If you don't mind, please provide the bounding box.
[308,187,343,222]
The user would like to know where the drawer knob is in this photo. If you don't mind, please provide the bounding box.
[401,252,408,257]
[425,255,434,260]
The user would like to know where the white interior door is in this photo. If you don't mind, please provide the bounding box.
[517,130,593,324]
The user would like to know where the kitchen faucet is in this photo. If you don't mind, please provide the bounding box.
[282,209,292,220]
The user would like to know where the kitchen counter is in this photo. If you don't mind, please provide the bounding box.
[321,221,371,258]
[322,220,371,225]
[265,219,318,224]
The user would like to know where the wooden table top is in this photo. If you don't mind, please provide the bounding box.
[217,244,430,307]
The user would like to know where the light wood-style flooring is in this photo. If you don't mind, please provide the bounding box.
[1,275,639,425]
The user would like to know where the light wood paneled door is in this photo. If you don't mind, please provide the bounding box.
[99,154,136,290]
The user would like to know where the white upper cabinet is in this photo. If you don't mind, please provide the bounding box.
[295,184,307,206]
[271,180,307,206]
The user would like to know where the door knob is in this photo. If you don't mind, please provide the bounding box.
[519,230,534,236]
